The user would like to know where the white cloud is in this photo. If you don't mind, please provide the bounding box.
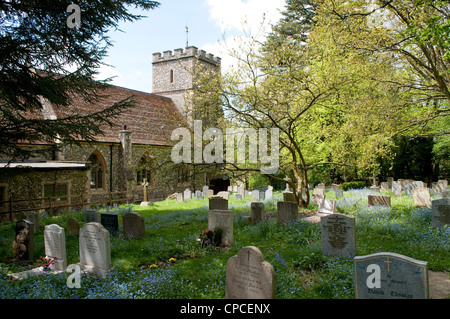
[204,0,286,73]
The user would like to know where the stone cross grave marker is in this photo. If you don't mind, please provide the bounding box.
[277,201,298,224]
[44,224,67,271]
[208,210,233,246]
[431,198,450,228]
[225,246,276,299]
[321,213,356,257]
[79,222,111,276]
[318,199,336,214]
[368,195,391,207]
[354,252,428,299]
[209,197,228,210]
[12,219,34,261]
[413,187,431,207]
[123,212,145,239]
[67,218,80,236]
[140,178,149,205]
[100,213,119,234]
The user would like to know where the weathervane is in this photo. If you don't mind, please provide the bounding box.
[186,25,189,47]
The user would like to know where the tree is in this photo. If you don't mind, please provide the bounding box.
[0,0,159,159]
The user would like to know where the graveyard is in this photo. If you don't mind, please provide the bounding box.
[0,185,449,299]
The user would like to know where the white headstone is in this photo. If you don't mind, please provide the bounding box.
[318,199,336,214]
[44,224,67,271]
[413,187,431,207]
[79,222,111,275]
[208,210,233,246]
[392,181,402,195]
[183,188,192,200]
[251,190,260,201]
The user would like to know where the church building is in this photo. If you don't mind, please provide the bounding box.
[0,46,222,220]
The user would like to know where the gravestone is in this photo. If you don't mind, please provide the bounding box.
[354,252,428,299]
[259,191,265,201]
[387,177,393,189]
[321,213,356,257]
[380,182,389,191]
[251,190,260,201]
[392,181,402,195]
[431,198,450,228]
[140,178,150,206]
[202,185,209,195]
[79,222,111,276]
[84,209,100,223]
[282,191,295,202]
[183,188,192,200]
[413,187,431,207]
[237,185,245,198]
[233,186,238,192]
[312,188,325,204]
[123,212,145,239]
[334,188,343,198]
[442,190,450,198]
[217,191,229,200]
[176,193,183,202]
[12,220,34,261]
[100,213,119,234]
[432,182,445,194]
[438,179,448,189]
[195,190,203,199]
[44,224,67,271]
[265,186,273,200]
[250,202,265,224]
[209,197,228,210]
[277,201,298,224]
[370,185,380,193]
[318,199,336,214]
[26,212,39,232]
[208,210,233,246]
[67,218,80,236]
[368,195,391,207]
[227,186,233,193]
[207,189,214,198]
[225,246,276,299]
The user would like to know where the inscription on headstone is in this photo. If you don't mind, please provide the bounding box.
[277,201,298,224]
[123,212,145,239]
[44,224,67,270]
[79,222,111,274]
[354,252,428,299]
[321,213,356,257]
[225,246,276,299]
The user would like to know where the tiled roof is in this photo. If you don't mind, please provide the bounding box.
[49,85,186,146]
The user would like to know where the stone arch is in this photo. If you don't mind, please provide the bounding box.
[87,150,107,191]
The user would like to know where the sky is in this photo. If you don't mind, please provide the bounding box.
[97,0,286,93]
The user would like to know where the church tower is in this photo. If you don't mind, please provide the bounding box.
[152,46,221,116]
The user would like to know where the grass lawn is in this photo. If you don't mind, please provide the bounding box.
[0,189,448,299]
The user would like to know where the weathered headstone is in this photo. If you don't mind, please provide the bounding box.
[84,209,100,223]
[277,201,298,224]
[67,218,80,236]
[251,190,260,201]
[123,212,145,239]
[413,187,431,207]
[438,179,448,189]
[321,213,356,257]
[312,188,325,204]
[100,213,119,234]
[318,199,336,214]
[225,246,276,299]
[368,195,391,207]
[208,210,233,246]
[392,181,402,195]
[195,190,203,199]
[282,191,295,202]
[431,198,450,228]
[176,192,183,202]
[202,185,209,196]
[387,177,393,189]
[432,182,446,194]
[183,188,192,200]
[259,191,265,201]
[334,188,343,198]
[250,202,265,224]
[44,224,67,271]
[12,219,34,261]
[209,197,228,210]
[354,252,428,299]
[79,222,111,276]
[217,191,229,200]
[380,182,389,191]
[207,189,214,198]
[442,190,450,198]
[238,185,245,199]
[26,212,39,232]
